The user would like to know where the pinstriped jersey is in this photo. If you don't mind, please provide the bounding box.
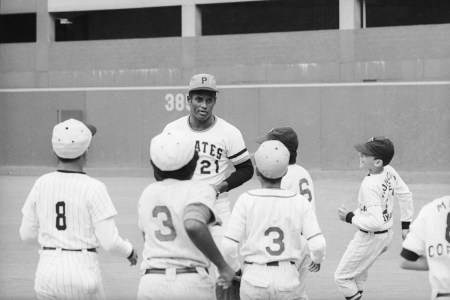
[163,115,251,188]
[354,165,413,231]
[225,189,322,264]
[138,179,218,269]
[21,171,117,249]
[281,164,316,213]
[402,195,450,295]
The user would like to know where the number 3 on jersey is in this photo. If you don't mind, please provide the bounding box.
[265,227,285,256]
[153,206,177,241]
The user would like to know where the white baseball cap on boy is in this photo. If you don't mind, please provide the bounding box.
[254,140,289,179]
[188,73,219,93]
[52,119,95,159]
[150,131,196,171]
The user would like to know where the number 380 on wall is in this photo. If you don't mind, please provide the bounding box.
[165,93,190,112]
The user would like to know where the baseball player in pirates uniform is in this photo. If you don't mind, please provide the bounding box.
[163,74,254,275]
[137,131,235,300]
[400,195,450,300]
[20,118,138,300]
[336,137,414,300]
[222,140,326,300]
[257,126,316,300]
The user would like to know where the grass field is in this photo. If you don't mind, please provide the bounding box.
[1,171,449,300]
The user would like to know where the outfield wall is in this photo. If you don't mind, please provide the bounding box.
[1,24,449,173]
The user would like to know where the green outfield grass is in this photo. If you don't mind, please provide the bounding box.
[1,171,449,300]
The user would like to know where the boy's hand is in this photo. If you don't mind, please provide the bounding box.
[338,205,349,222]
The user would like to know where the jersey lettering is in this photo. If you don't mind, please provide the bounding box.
[446,212,450,243]
[299,178,312,202]
[200,159,219,174]
[152,206,177,241]
[55,201,67,230]
[194,141,223,159]
[264,227,285,256]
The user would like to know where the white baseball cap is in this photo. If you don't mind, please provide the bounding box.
[188,73,218,93]
[255,140,289,179]
[52,119,95,159]
[150,131,196,171]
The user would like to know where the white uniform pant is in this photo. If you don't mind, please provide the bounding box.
[35,249,105,300]
[296,236,311,300]
[137,267,215,300]
[334,229,394,297]
[240,261,301,300]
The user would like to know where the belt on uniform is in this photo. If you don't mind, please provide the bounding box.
[244,261,295,266]
[43,247,97,253]
[437,293,450,297]
[359,229,388,234]
[144,267,205,275]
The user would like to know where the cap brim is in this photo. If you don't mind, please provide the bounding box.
[354,143,374,155]
[85,124,97,136]
[189,87,219,93]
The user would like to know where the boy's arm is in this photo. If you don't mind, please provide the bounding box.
[395,173,414,238]
[184,204,235,287]
[341,205,385,231]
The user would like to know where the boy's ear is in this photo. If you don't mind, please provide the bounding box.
[375,158,383,167]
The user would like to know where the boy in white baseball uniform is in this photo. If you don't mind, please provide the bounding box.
[400,195,450,300]
[163,74,254,296]
[137,130,235,300]
[257,126,316,300]
[20,118,138,300]
[336,136,414,300]
[222,140,326,300]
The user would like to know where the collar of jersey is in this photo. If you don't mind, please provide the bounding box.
[57,170,86,175]
[187,115,217,132]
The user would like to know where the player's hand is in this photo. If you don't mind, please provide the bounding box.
[217,265,235,289]
[401,229,410,240]
[338,205,348,222]
[127,249,138,266]
[308,261,321,272]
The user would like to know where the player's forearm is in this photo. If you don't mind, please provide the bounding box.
[19,217,40,246]
[95,218,133,257]
[348,206,385,231]
[184,219,229,271]
[307,234,326,264]
[400,256,429,271]
[223,159,254,192]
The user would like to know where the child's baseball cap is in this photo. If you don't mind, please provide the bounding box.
[188,73,218,93]
[354,136,395,165]
[150,131,196,171]
[256,126,299,154]
[255,140,290,179]
[52,119,96,159]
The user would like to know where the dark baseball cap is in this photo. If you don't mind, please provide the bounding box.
[354,136,394,165]
[256,127,298,153]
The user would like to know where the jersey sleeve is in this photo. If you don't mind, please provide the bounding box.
[224,194,247,242]
[88,182,118,225]
[301,199,322,240]
[185,182,218,225]
[393,170,414,223]
[226,126,251,165]
[21,180,40,223]
[401,205,427,256]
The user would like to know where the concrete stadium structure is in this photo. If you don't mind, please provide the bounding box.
[1,0,449,174]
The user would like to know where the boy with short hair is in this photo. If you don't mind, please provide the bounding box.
[222,140,326,300]
[20,118,137,300]
[257,126,316,300]
[335,136,414,300]
[137,130,235,300]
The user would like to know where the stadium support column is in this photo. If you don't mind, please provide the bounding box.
[182,4,202,37]
[339,0,362,29]
[35,0,54,87]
